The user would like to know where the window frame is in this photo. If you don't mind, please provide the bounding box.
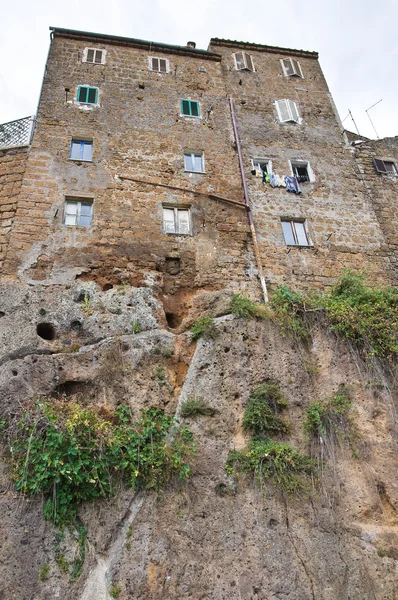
[148,56,169,73]
[82,48,106,65]
[180,99,201,118]
[289,160,315,183]
[162,205,192,235]
[373,158,398,176]
[251,158,272,177]
[275,99,301,123]
[184,152,205,173]
[64,198,94,227]
[76,86,99,105]
[69,139,93,162]
[281,219,312,247]
[233,52,255,72]
[281,57,304,78]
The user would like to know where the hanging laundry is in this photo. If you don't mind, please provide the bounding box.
[270,174,277,187]
[263,172,270,183]
[284,175,301,194]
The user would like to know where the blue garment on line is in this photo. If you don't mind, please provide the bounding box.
[284,176,301,194]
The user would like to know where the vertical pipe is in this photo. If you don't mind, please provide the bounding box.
[228,96,269,303]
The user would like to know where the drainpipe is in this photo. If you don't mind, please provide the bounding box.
[229,96,269,303]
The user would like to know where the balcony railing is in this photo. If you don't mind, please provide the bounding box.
[0,116,35,150]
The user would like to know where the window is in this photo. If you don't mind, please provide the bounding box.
[83,48,105,64]
[163,207,191,235]
[184,152,204,173]
[373,158,398,176]
[76,86,98,104]
[233,52,255,72]
[64,199,93,227]
[275,99,300,123]
[251,159,272,177]
[281,220,312,246]
[290,160,314,183]
[281,58,303,78]
[180,99,200,117]
[70,140,93,161]
[149,57,169,73]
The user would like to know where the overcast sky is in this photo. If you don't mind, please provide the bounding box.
[1,0,397,140]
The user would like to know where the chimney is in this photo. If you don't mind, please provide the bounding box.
[187,41,196,49]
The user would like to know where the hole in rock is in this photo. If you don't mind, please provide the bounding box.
[165,257,181,276]
[70,320,83,332]
[37,322,56,341]
[54,380,95,398]
[166,312,181,329]
[39,308,46,316]
[102,283,113,291]
[12,370,18,377]
[0,311,6,318]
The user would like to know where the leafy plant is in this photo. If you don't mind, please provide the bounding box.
[270,285,309,339]
[131,320,142,334]
[7,399,195,528]
[190,316,217,341]
[180,397,217,418]
[39,564,50,581]
[55,549,69,573]
[110,584,121,598]
[226,438,315,494]
[303,390,353,443]
[242,383,290,436]
[155,364,166,382]
[80,294,93,317]
[230,294,269,319]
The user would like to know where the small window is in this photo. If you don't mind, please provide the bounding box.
[77,86,98,105]
[290,160,314,183]
[281,220,312,247]
[70,140,93,161]
[251,159,272,177]
[163,207,191,235]
[83,48,105,64]
[233,52,255,72]
[184,152,204,173]
[275,99,300,123]
[281,58,303,78]
[180,99,200,117]
[373,158,398,176]
[64,199,93,227]
[149,57,169,73]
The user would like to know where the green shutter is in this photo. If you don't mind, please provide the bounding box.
[87,88,97,104]
[191,101,199,117]
[181,99,190,115]
[77,86,87,102]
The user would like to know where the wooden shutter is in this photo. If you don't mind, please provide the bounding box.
[234,52,245,70]
[373,158,388,174]
[94,50,103,64]
[276,100,290,122]
[77,87,87,102]
[282,58,294,76]
[163,208,176,233]
[190,101,199,117]
[86,49,95,63]
[159,59,167,73]
[245,53,254,72]
[151,58,159,71]
[294,222,308,246]
[87,88,97,104]
[177,210,190,234]
[288,100,300,122]
[181,100,190,115]
[292,59,303,77]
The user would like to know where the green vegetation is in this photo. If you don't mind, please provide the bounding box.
[270,285,309,339]
[303,390,353,444]
[39,564,50,581]
[80,294,93,317]
[131,320,142,334]
[110,584,121,598]
[55,549,69,573]
[7,399,195,528]
[70,525,87,580]
[155,363,166,381]
[226,438,315,494]
[242,383,290,436]
[230,294,270,319]
[190,316,217,341]
[180,397,217,418]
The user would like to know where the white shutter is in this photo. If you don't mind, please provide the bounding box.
[282,58,294,76]
[293,59,303,77]
[288,100,300,122]
[94,50,103,64]
[65,202,78,226]
[234,52,245,70]
[159,59,167,73]
[244,53,254,72]
[295,222,309,246]
[276,100,290,122]
[151,58,159,71]
[163,208,176,233]
[177,210,190,234]
[86,49,95,63]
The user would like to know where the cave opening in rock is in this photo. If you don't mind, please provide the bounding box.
[36,322,56,341]
[165,312,181,328]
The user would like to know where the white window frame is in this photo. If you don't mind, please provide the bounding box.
[251,158,272,177]
[275,99,301,124]
[83,48,106,65]
[184,152,205,173]
[162,206,191,235]
[281,219,312,247]
[373,158,398,176]
[148,56,169,73]
[64,198,93,227]
[281,57,303,78]
[289,160,315,183]
[233,52,255,72]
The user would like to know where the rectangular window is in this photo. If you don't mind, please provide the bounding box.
[149,57,169,73]
[251,159,272,177]
[77,86,98,104]
[290,160,314,183]
[373,158,398,176]
[64,199,93,227]
[281,220,312,247]
[184,152,204,173]
[233,52,255,72]
[84,48,105,64]
[70,140,93,161]
[275,99,300,123]
[180,99,200,117]
[163,207,191,235]
[281,58,303,78]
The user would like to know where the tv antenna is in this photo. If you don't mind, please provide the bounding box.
[365,99,382,139]
[342,109,360,135]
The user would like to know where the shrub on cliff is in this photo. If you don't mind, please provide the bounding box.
[242,382,290,436]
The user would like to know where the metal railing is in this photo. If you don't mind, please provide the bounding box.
[0,115,35,150]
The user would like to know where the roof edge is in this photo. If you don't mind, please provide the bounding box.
[209,38,318,59]
[49,27,222,61]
